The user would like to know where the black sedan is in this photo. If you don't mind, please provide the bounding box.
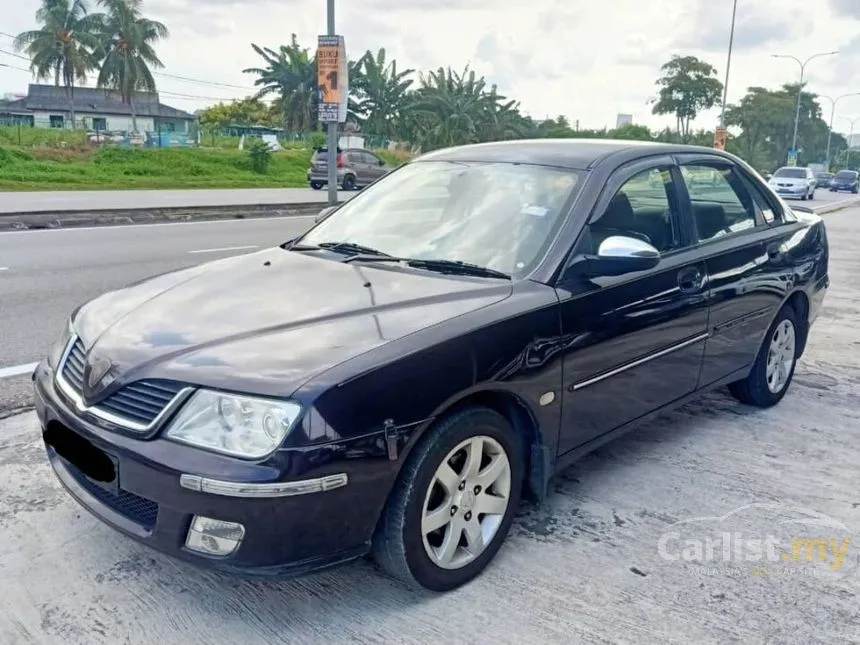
[33,139,829,592]
[815,171,834,188]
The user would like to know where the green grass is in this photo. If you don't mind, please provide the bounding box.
[0,146,312,190]
[0,128,414,190]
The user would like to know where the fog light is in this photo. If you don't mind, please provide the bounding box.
[185,515,245,556]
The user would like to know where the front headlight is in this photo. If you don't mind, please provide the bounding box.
[165,390,303,459]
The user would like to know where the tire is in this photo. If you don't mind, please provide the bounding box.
[371,406,524,592]
[341,174,356,191]
[310,182,322,190]
[728,304,801,408]
[809,188,815,200]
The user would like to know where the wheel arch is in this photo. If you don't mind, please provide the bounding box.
[784,289,811,358]
[395,386,553,505]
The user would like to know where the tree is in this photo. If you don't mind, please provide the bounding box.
[243,35,317,133]
[95,0,169,133]
[651,55,723,143]
[726,85,847,170]
[351,48,414,139]
[198,96,276,128]
[14,0,102,128]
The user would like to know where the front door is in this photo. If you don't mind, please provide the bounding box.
[555,157,709,455]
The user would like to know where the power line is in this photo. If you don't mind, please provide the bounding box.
[0,47,248,101]
[0,32,257,91]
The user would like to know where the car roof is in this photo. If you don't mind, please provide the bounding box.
[414,138,739,171]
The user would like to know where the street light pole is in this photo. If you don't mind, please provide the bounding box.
[326,0,338,206]
[838,115,860,165]
[772,51,838,161]
[819,93,860,170]
[719,0,738,130]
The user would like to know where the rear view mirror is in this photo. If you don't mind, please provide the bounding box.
[315,205,337,223]
[587,235,661,277]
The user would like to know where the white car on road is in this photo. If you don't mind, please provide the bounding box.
[768,166,816,200]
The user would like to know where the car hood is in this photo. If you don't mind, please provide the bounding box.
[74,247,512,398]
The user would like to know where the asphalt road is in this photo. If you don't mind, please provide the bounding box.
[1,206,859,644]
[0,188,855,417]
[0,215,316,415]
[0,188,335,213]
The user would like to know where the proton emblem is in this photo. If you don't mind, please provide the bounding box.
[86,355,115,392]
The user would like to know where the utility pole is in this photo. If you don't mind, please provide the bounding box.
[820,94,860,171]
[719,0,737,130]
[772,51,838,163]
[326,0,338,206]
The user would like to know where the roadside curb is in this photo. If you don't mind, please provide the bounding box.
[809,196,860,215]
[0,201,337,231]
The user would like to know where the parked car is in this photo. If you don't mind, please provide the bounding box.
[307,146,390,190]
[767,166,817,200]
[815,171,834,188]
[829,169,860,193]
[34,139,829,592]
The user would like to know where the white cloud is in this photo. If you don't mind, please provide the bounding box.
[2,0,860,133]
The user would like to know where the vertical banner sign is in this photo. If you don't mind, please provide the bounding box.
[713,127,727,151]
[317,35,348,123]
[787,149,798,167]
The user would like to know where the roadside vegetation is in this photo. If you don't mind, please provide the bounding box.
[0,142,411,190]
[3,0,857,191]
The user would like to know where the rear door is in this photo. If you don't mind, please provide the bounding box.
[555,156,709,455]
[363,151,388,181]
[674,153,796,386]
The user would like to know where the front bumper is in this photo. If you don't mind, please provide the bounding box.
[772,185,810,198]
[830,184,857,191]
[32,361,377,579]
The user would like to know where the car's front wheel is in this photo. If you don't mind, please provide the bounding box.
[728,304,800,407]
[372,406,523,591]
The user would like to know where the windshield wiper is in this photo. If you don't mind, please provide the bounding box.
[317,241,393,257]
[342,254,509,279]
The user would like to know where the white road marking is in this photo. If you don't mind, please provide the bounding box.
[0,215,317,235]
[0,362,38,379]
[0,267,8,271]
[188,245,259,255]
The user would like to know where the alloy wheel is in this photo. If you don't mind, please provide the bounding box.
[420,435,512,570]
[766,319,796,393]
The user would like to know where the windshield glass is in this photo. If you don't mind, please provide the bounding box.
[297,160,583,278]
[835,170,856,179]
[773,168,806,178]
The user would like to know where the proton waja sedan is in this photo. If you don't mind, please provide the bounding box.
[33,139,829,592]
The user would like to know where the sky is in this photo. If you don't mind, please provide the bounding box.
[3,0,860,134]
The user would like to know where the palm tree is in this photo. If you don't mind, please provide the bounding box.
[351,48,414,139]
[14,0,102,128]
[95,0,168,133]
[243,35,317,132]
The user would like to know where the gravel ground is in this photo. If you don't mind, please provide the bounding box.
[0,207,858,645]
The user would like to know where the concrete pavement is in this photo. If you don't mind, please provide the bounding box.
[0,205,858,644]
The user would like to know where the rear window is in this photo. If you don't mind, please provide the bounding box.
[835,170,857,179]
[773,168,806,178]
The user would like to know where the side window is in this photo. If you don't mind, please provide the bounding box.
[589,166,683,254]
[680,164,757,242]
[361,151,379,165]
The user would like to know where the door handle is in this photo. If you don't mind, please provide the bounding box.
[678,267,703,292]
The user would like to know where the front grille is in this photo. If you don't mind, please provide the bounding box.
[58,336,188,430]
[97,380,185,426]
[61,338,87,392]
[67,463,159,530]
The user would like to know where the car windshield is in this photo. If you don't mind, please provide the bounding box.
[835,171,856,179]
[773,168,806,178]
[296,160,583,278]
[816,172,832,178]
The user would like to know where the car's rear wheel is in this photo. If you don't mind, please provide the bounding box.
[728,304,800,407]
[310,182,323,190]
[342,174,356,191]
[371,406,523,591]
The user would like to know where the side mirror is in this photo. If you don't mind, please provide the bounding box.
[314,205,337,223]
[586,235,661,277]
